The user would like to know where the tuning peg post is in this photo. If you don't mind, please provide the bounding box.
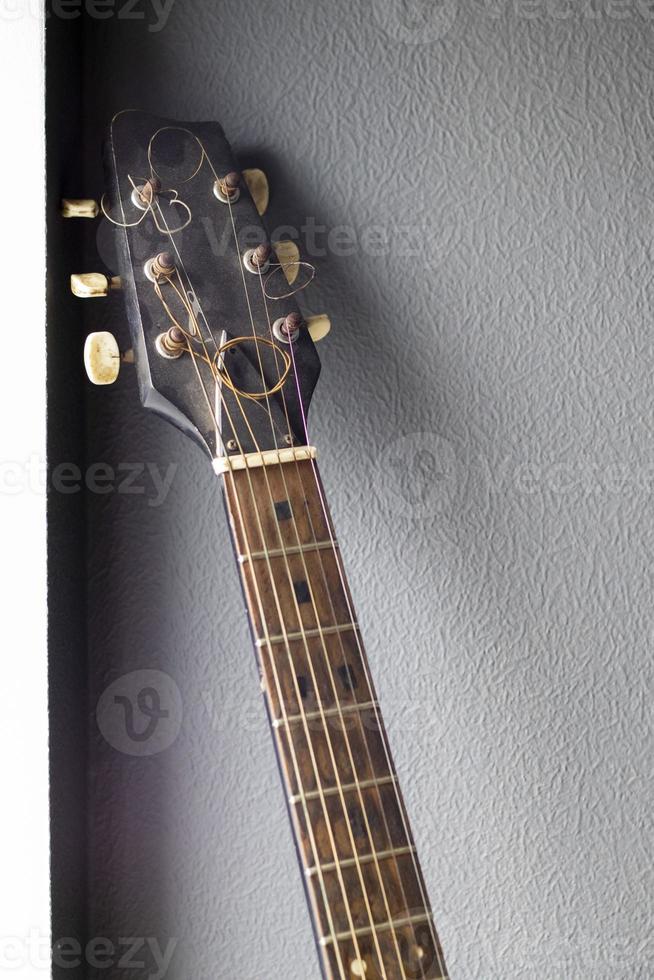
[273,312,331,346]
[61,198,100,219]
[71,273,121,298]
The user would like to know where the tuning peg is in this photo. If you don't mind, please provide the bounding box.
[61,198,100,219]
[306,314,331,343]
[70,273,121,298]
[243,168,269,216]
[83,331,122,385]
[273,240,300,285]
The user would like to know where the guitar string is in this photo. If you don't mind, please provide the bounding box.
[218,220,405,978]
[220,129,444,967]
[192,152,380,969]
[295,458,446,979]
[247,257,416,973]
[256,281,437,979]
[149,211,354,980]
[252,267,419,979]
[178,139,427,975]
[242,327,409,979]
[286,338,449,979]
[216,178,392,974]
[144,188,355,978]
[157,300,357,980]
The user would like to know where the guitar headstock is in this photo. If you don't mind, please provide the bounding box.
[73,110,325,465]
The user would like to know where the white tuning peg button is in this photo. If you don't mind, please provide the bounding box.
[273,240,300,285]
[242,168,269,216]
[61,198,100,219]
[71,273,121,298]
[306,314,331,343]
[83,331,121,385]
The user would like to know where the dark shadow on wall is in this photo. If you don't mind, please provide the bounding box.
[46,11,88,980]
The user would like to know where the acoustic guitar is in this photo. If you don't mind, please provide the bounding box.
[68,110,449,980]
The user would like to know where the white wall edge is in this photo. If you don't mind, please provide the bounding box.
[0,4,50,975]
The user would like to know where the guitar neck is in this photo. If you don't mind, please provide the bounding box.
[98,112,449,978]
[221,451,448,980]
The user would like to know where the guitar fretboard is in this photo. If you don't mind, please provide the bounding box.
[222,455,448,980]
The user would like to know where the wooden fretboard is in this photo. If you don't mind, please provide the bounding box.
[222,454,448,980]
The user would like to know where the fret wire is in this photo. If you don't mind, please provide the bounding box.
[255,622,359,647]
[306,844,417,878]
[216,185,372,973]
[298,459,449,979]
[289,774,397,806]
[238,539,337,563]
[238,459,408,977]
[272,700,379,730]
[319,912,435,947]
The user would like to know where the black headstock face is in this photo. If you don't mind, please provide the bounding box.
[103,110,321,461]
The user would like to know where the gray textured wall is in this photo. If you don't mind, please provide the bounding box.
[78,2,653,977]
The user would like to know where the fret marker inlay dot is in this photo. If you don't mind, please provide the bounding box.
[293,579,311,604]
[348,803,366,838]
[274,499,292,521]
[297,674,310,699]
[350,959,367,977]
[337,662,358,691]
